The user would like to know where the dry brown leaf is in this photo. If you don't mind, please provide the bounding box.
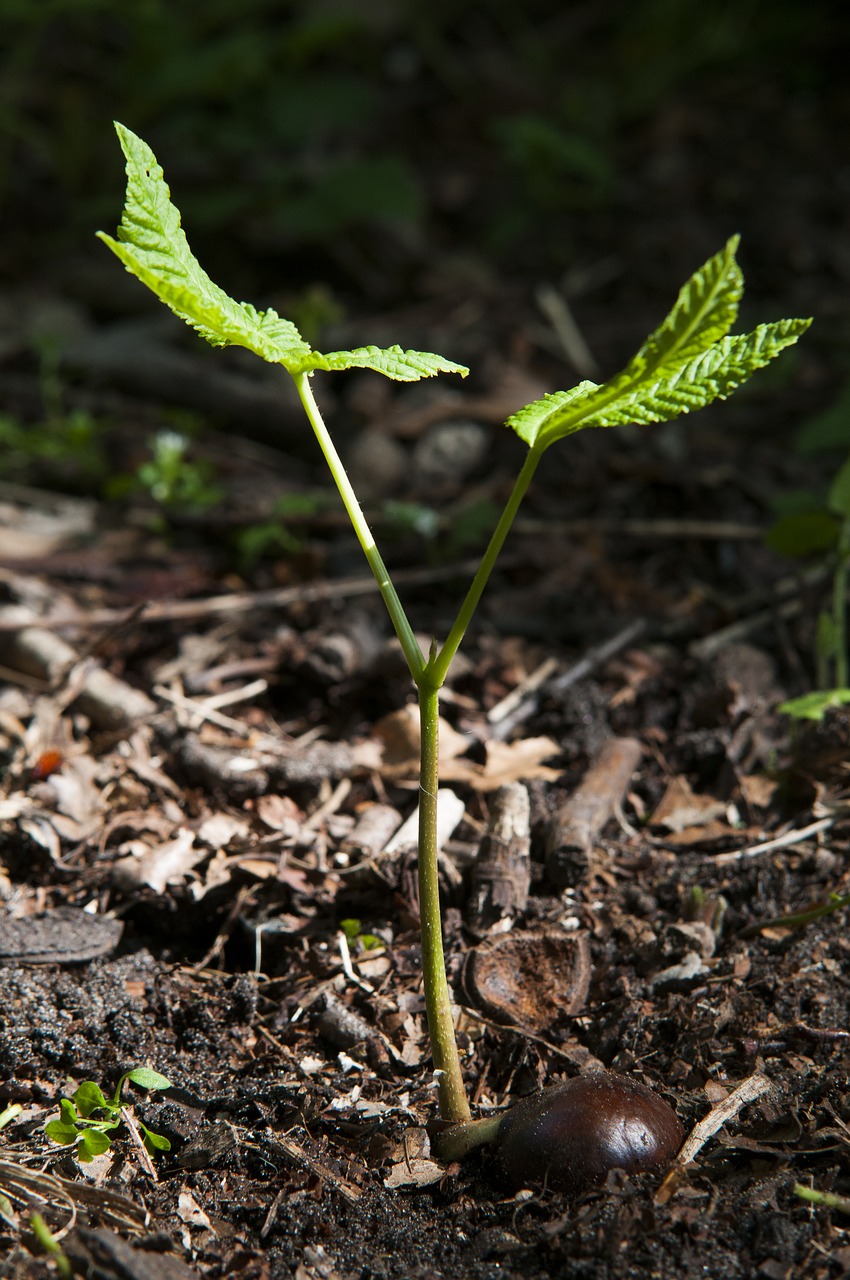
[650,775,727,834]
[441,736,561,791]
[110,828,205,894]
[372,705,469,776]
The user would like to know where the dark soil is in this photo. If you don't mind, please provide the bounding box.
[1,9,850,1279]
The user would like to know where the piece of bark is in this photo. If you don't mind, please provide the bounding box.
[63,1228,202,1280]
[466,782,531,936]
[340,803,403,858]
[177,733,273,799]
[0,906,122,965]
[545,735,642,887]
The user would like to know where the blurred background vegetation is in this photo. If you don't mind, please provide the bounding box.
[0,0,847,585]
[1,0,844,299]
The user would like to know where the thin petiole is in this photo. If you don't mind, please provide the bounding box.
[294,371,427,682]
[427,444,544,688]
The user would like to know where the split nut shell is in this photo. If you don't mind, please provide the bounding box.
[496,1072,684,1195]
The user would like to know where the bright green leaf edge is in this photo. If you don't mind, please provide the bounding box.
[779,689,850,721]
[98,123,467,384]
[508,237,811,450]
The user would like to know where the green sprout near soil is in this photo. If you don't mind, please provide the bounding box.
[771,450,850,722]
[794,1183,850,1215]
[99,122,809,1178]
[44,1066,172,1163]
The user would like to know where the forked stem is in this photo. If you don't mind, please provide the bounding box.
[294,369,541,1124]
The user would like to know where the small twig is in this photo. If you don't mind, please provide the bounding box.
[336,928,376,995]
[490,620,646,740]
[550,619,648,696]
[487,657,559,724]
[197,678,269,711]
[153,683,261,733]
[302,778,352,833]
[118,1108,157,1180]
[259,1131,362,1203]
[678,1073,773,1167]
[545,735,643,887]
[534,283,598,376]
[712,816,836,866]
[0,561,488,633]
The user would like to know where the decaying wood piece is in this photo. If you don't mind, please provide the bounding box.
[466,782,531,935]
[545,735,642,887]
[176,730,359,799]
[0,607,155,729]
[64,1228,202,1280]
[340,803,403,859]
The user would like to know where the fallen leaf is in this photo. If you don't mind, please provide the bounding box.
[650,775,727,833]
[442,736,561,791]
[110,828,205,893]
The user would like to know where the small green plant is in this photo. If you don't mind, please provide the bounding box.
[770,449,850,721]
[340,917,384,952]
[99,123,808,1162]
[128,429,223,510]
[235,491,330,568]
[44,1067,172,1163]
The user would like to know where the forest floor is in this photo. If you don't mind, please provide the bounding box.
[1,36,850,1280]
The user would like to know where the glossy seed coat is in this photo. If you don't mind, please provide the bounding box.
[496,1072,684,1195]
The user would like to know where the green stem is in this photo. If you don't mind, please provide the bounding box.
[417,681,471,1124]
[294,372,426,681]
[428,445,544,686]
[294,372,545,1126]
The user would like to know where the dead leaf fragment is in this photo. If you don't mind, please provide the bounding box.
[650,775,728,835]
[110,828,204,894]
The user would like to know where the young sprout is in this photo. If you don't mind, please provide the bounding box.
[99,123,810,1178]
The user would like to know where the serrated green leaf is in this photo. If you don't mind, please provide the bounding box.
[44,1121,80,1146]
[73,1081,110,1118]
[124,1067,173,1092]
[98,123,311,371]
[301,345,469,382]
[506,381,599,447]
[509,317,811,450]
[619,236,743,384]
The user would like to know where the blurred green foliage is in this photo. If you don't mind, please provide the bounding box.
[0,0,833,281]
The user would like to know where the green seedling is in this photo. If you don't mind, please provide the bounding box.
[99,122,808,1177]
[0,1103,22,1132]
[29,1213,71,1278]
[340,917,384,952]
[44,1067,172,1163]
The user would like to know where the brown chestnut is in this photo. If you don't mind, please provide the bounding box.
[496,1072,684,1195]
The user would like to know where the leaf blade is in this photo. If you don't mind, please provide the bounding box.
[97,123,311,369]
[618,235,743,385]
[302,345,469,382]
[508,317,811,449]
